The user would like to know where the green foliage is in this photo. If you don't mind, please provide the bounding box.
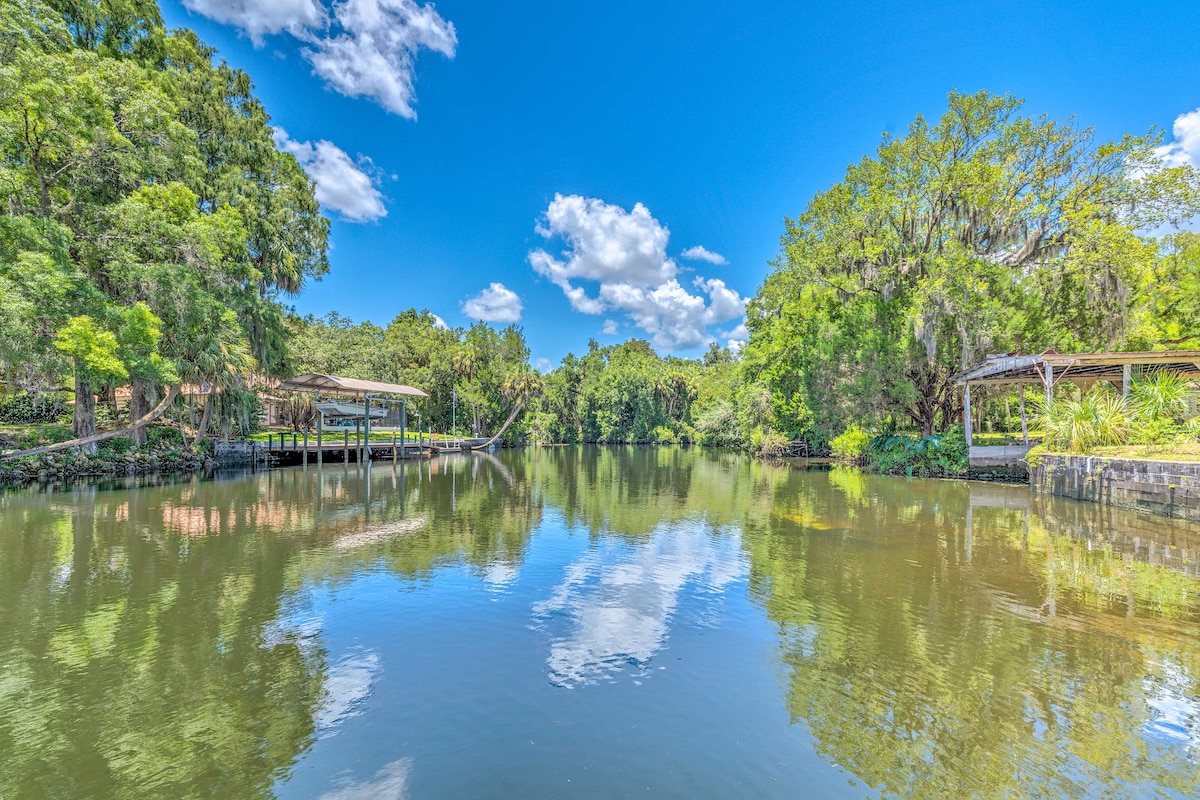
[1039,389,1131,454]
[745,90,1200,442]
[865,426,968,476]
[96,435,134,456]
[54,315,128,384]
[144,422,184,450]
[0,0,327,442]
[830,424,872,461]
[1130,371,1192,422]
[0,393,66,424]
[1035,374,1199,454]
[8,423,76,449]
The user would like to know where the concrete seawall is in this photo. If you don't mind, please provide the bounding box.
[1030,454,1200,521]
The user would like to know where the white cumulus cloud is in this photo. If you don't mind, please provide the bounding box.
[304,0,457,118]
[462,283,523,323]
[186,0,456,118]
[182,0,326,43]
[1157,107,1200,167]
[273,129,386,222]
[721,321,749,354]
[680,245,728,265]
[601,319,619,335]
[529,194,746,351]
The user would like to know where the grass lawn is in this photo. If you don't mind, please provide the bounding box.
[1089,443,1200,462]
[970,431,1043,446]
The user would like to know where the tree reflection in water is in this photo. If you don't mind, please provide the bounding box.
[745,466,1200,799]
[0,450,1197,799]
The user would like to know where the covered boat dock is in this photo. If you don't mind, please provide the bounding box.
[953,350,1200,467]
[273,373,430,463]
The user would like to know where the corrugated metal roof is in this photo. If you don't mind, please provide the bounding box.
[954,350,1200,385]
[276,373,429,398]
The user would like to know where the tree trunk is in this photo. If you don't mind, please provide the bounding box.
[73,366,96,455]
[129,377,152,446]
[101,385,119,418]
[4,387,180,460]
[193,391,214,449]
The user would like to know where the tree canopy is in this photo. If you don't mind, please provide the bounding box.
[745,90,1200,440]
[0,0,327,448]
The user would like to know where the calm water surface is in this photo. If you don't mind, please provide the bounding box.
[1,447,1198,799]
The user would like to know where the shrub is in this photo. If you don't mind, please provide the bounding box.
[1129,417,1180,446]
[830,424,872,461]
[865,426,968,476]
[750,427,789,457]
[145,424,185,450]
[97,437,135,457]
[1039,388,1129,454]
[11,425,75,449]
[652,425,680,444]
[0,393,66,425]
[1131,371,1193,423]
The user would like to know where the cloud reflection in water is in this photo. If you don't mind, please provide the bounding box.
[533,520,746,687]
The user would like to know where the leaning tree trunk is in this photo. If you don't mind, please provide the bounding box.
[72,365,97,455]
[3,387,180,460]
[128,377,152,446]
[193,391,215,449]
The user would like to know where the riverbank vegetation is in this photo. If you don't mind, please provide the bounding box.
[1,0,326,455]
[1027,371,1200,460]
[4,0,1200,474]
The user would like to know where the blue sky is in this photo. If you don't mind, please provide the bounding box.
[162,0,1200,368]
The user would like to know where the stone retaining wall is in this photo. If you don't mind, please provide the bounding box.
[213,440,263,464]
[1030,454,1200,521]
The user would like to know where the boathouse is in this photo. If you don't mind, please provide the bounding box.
[953,350,1200,467]
[274,373,429,463]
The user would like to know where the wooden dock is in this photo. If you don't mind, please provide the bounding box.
[262,434,495,466]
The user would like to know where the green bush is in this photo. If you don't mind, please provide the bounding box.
[1131,371,1192,422]
[652,425,680,444]
[10,425,75,449]
[830,424,872,461]
[97,437,135,456]
[1039,388,1130,453]
[0,393,66,425]
[145,424,185,450]
[865,425,968,476]
[1129,417,1180,446]
[750,427,789,457]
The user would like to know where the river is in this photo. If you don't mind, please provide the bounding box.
[0,446,1197,799]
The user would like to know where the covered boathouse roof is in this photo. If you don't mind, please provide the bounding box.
[953,350,1200,386]
[275,373,429,398]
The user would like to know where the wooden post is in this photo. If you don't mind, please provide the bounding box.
[355,420,361,463]
[303,429,309,465]
[317,415,323,466]
[400,400,406,460]
[364,395,372,464]
[1044,363,1054,411]
[1122,363,1131,398]
[344,428,349,462]
[392,428,397,461]
[1019,387,1028,445]
[292,432,297,449]
[963,383,973,449]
